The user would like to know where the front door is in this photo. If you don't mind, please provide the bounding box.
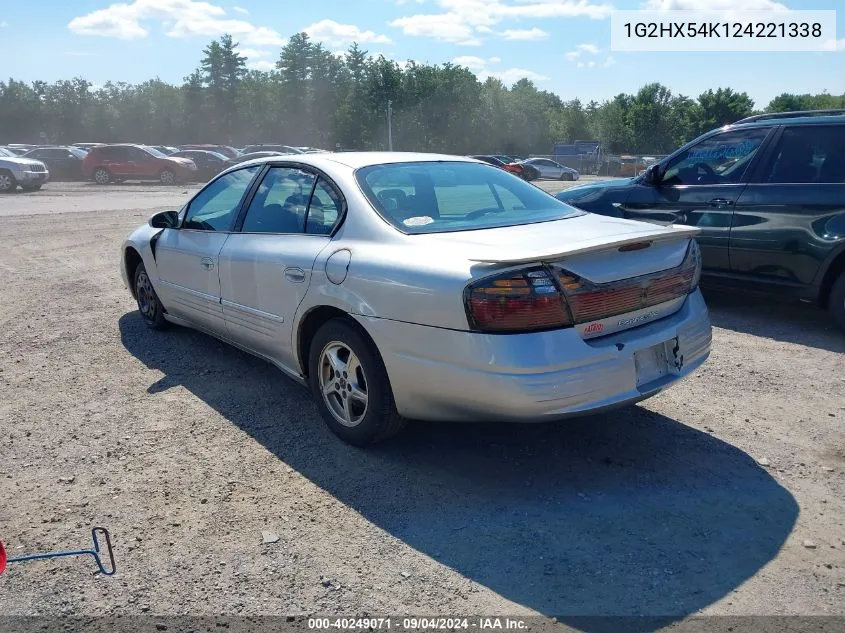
[153,165,262,333]
[218,166,343,369]
[620,127,773,273]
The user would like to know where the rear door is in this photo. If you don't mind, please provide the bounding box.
[619,126,773,273]
[218,166,343,369]
[730,123,845,290]
[154,165,261,333]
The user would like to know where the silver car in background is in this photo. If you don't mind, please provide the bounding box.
[521,157,580,181]
[120,152,711,445]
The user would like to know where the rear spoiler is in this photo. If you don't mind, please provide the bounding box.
[467,225,700,265]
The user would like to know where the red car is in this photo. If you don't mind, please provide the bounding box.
[83,144,198,185]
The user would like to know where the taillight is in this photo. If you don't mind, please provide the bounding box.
[465,266,573,332]
[555,239,701,323]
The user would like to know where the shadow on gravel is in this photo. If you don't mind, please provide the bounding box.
[703,288,844,353]
[120,313,798,632]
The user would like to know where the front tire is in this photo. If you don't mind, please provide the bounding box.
[159,169,176,185]
[134,263,168,330]
[93,168,111,185]
[0,170,17,193]
[308,318,405,446]
[828,272,845,331]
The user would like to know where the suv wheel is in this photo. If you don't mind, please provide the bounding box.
[93,168,111,185]
[828,272,845,331]
[0,170,17,193]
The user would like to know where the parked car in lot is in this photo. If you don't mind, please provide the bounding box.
[149,145,179,155]
[555,109,845,329]
[0,146,49,192]
[468,154,538,181]
[21,146,87,180]
[170,149,228,181]
[223,151,288,167]
[241,144,303,155]
[179,144,241,159]
[3,144,36,155]
[121,152,711,445]
[72,142,105,150]
[83,144,198,185]
[521,158,580,181]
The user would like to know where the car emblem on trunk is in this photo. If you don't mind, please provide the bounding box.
[583,322,604,335]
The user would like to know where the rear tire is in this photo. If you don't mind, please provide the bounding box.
[93,168,111,185]
[134,262,168,330]
[308,318,406,446]
[0,170,17,193]
[828,273,845,331]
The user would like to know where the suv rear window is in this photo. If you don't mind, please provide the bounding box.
[356,161,583,235]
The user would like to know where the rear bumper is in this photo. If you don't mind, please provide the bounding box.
[356,290,711,422]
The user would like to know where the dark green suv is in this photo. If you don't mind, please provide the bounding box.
[556,110,845,329]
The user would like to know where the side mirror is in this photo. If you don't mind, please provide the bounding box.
[642,163,662,186]
[150,210,180,229]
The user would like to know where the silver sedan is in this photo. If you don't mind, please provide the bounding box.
[121,153,711,445]
[521,157,579,180]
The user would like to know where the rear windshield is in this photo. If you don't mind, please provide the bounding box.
[356,161,583,235]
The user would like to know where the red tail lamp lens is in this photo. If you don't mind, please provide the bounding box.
[466,267,573,332]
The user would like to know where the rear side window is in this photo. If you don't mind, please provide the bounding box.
[761,125,845,184]
[241,167,317,233]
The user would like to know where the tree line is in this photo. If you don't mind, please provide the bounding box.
[2,33,843,155]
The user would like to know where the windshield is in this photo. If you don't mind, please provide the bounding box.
[143,145,168,158]
[70,147,88,158]
[0,147,13,157]
[356,161,583,235]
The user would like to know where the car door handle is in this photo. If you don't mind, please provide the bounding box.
[200,258,214,270]
[707,198,733,208]
[284,267,306,283]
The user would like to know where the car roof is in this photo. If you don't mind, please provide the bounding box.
[224,151,480,173]
[730,111,845,130]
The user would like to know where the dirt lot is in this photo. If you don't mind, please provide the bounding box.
[0,180,844,626]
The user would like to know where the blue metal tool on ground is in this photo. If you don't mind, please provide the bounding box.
[0,527,116,576]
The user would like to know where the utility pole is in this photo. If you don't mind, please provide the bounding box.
[387,100,393,151]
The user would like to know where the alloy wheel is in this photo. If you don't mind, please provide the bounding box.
[135,270,157,321]
[0,174,13,192]
[160,170,175,185]
[94,169,110,184]
[318,341,369,427]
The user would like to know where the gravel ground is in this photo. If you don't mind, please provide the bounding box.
[0,180,843,626]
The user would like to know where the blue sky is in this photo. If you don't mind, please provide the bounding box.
[1,0,843,108]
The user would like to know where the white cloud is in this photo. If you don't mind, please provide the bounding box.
[391,0,611,44]
[247,59,276,71]
[303,19,391,47]
[823,38,845,51]
[488,56,501,63]
[0,21,8,28]
[481,67,550,84]
[232,5,248,13]
[500,27,548,40]
[604,55,616,67]
[643,0,788,9]
[452,55,488,70]
[396,0,426,4]
[565,42,600,60]
[390,13,480,44]
[68,0,286,47]
[239,47,270,58]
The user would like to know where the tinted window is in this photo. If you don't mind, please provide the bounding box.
[761,125,845,184]
[662,128,770,186]
[241,167,316,233]
[304,179,342,235]
[183,166,260,231]
[356,161,583,235]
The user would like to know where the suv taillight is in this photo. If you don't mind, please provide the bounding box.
[464,266,573,332]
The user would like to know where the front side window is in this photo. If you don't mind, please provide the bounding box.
[661,128,770,186]
[241,167,317,233]
[761,125,845,184]
[183,166,260,231]
[356,161,583,235]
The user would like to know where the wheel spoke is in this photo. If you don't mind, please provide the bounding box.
[342,393,354,422]
[326,348,346,374]
[349,384,367,405]
[322,378,337,395]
